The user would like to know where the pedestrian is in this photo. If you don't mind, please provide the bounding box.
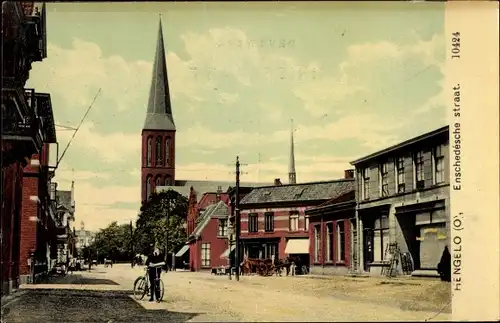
[437,246,451,282]
[146,247,165,303]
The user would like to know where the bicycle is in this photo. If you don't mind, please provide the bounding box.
[133,267,164,301]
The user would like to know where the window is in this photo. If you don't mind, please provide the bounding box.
[373,216,389,262]
[304,215,310,231]
[380,163,389,197]
[337,221,345,262]
[155,176,161,189]
[314,225,321,263]
[434,144,445,184]
[264,243,277,259]
[156,136,162,166]
[201,243,211,267]
[218,219,227,237]
[164,176,171,186]
[289,211,299,231]
[146,137,152,167]
[165,137,171,166]
[326,223,333,262]
[145,176,152,199]
[414,151,425,189]
[362,168,370,200]
[264,212,274,232]
[248,213,258,233]
[396,157,405,193]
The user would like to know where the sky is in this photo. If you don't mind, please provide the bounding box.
[27,1,446,232]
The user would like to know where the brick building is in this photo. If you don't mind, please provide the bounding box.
[239,178,354,266]
[18,92,58,284]
[182,201,230,271]
[305,182,356,275]
[350,125,450,277]
[1,2,52,296]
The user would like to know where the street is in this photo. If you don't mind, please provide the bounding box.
[1,264,451,322]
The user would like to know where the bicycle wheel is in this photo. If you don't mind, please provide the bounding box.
[158,279,165,301]
[133,276,147,300]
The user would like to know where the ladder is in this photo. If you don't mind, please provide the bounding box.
[381,243,400,277]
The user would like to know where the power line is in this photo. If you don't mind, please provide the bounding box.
[56,88,102,169]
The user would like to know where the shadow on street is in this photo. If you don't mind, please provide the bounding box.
[2,289,200,322]
[40,274,120,286]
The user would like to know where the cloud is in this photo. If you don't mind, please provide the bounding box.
[294,34,445,118]
[55,166,111,182]
[56,122,140,164]
[28,39,152,112]
[56,179,140,232]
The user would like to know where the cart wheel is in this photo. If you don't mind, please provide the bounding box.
[259,264,268,276]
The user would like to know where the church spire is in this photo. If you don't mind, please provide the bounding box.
[143,17,176,131]
[288,119,296,185]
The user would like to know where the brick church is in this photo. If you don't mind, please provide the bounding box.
[140,18,266,213]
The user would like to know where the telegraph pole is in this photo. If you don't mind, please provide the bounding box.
[130,220,134,268]
[235,156,241,281]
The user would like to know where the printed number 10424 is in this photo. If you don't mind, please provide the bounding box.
[451,32,460,59]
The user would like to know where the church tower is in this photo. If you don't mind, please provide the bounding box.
[141,18,176,202]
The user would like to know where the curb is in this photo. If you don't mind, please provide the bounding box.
[1,289,27,310]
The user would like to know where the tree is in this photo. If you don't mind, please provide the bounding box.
[135,190,188,256]
[91,222,133,261]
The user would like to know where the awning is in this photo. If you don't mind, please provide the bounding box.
[175,245,190,257]
[285,239,310,254]
[220,245,236,259]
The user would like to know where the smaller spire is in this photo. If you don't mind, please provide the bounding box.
[288,119,296,185]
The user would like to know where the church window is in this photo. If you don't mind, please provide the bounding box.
[165,175,171,186]
[155,176,161,188]
[165,137,171,166]
[146,175,152,200]
[156,136,162,166]
[146,137,152,167]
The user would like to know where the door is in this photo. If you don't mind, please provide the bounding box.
[363,229,374,271]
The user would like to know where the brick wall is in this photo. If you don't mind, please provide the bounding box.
[309,215,353,268]
[141,130,176,201]
[198,217,229,269]
[19,175,39,275]
[1,161,24,293]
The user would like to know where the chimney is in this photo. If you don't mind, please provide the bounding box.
[274,178,282,186]
[344,169,354,179]
[216,186,222,202]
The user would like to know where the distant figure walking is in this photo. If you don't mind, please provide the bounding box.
[437,246,451,282]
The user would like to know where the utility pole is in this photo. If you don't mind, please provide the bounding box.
[235,156,241,281]
[130,220,134,268]
[165,201,169,270]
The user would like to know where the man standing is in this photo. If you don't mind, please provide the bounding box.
[146,247,165,302]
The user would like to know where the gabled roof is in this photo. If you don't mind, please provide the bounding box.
[198,193,230,210]
[306,190,356,216]
[188,201,228,241]
[240,179,355,206]
[157,179,268,203]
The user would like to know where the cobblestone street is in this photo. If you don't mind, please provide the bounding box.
[1,264,451,322]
